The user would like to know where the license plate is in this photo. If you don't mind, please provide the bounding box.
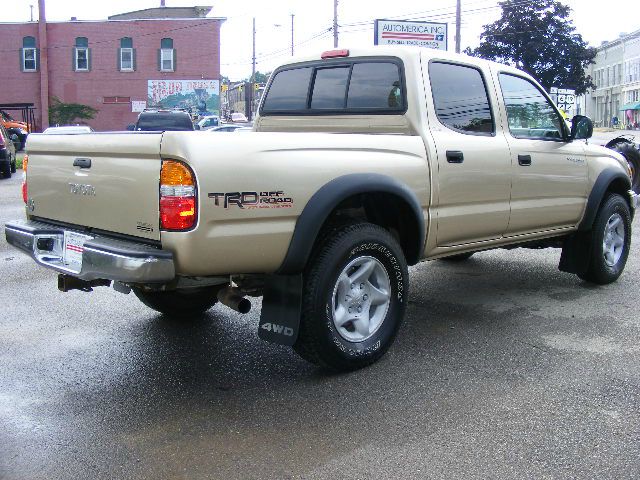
[63,231,93,273]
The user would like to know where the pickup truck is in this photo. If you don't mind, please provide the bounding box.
[5,46,639,371]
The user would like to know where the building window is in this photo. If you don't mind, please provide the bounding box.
[21,36,37,72]
[74,37,90,72]
[119,37,134,72]
[159,38,175,72]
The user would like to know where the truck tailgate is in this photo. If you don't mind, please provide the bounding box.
[26,132,162,241]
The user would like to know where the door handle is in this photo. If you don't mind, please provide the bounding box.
[446,150,464,163]
[518,154,532,166]
[73,158,92,168]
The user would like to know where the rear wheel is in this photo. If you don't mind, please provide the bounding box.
[10,158,16,173]
[294,222,409,371]
[1,162,11,179]
[133,286,221,317]
[578,193,631,284]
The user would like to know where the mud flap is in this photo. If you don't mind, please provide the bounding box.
[559,232,591,275]
[258,274,302,346]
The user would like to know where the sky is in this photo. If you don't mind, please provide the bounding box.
[1,0,639,80]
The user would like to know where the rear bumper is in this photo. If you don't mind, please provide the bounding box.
[5,219,175,283]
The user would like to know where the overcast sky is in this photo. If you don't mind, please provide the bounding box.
[2,0,639,80]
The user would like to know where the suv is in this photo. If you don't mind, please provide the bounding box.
[0,124,17,178]
[127,110,194,132]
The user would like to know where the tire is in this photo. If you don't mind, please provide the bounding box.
[610,142,640,194]
[440,252,474,261]
[133,286,220,317]
[10,158,16,173]
[294,222,409,371]
[578,193,631,285]
[1,161,11,179]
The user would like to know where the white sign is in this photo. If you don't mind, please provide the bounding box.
[374,19,447,51]
[131,101,146,113]
[550,87,576,113]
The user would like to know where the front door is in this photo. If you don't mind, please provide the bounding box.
[427,60,512,246]
[496,73,588,235]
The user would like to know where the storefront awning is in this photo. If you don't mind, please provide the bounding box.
[620,102,640,111]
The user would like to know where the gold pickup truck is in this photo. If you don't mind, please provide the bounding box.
[5,46,639,371]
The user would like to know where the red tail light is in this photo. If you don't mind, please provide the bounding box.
[22,154,28,204]
[160,160,196,230]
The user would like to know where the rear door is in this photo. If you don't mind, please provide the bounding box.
[496,73,588,235]
[26,132,163,241]
[426,60,512,246]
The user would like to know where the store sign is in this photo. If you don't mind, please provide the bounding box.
[550,87,576,113]
[131,101,146,112]
[147,79,220,114]
[374,19,447,51]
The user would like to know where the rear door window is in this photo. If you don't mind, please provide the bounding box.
[429,61,494,135]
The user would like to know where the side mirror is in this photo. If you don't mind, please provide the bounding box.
[194,124,201,130]
[570,115,593,140]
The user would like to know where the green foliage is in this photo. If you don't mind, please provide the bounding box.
[48,97,98,126]
[466,0,596,94]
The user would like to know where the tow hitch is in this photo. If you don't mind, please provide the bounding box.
[58,274,111,293]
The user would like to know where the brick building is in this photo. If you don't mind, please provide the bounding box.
[0,5,223,131]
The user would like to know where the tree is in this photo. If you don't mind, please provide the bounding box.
[465,0,596,94]
[48,97,98,126]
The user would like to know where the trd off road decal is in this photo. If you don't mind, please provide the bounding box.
[208,191,293,209]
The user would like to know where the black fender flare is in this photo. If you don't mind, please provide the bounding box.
[578,168,631,231]
[277,173,425,274]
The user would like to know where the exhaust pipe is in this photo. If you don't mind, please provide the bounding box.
[58,274,111,292]
[217,286,251,314]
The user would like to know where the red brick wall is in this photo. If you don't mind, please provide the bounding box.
[0,19,221,131]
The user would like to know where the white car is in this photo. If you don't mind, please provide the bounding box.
[43,125,94,134]
[195,115,220,130]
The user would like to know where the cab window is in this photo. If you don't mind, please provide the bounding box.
[499,73,564,140]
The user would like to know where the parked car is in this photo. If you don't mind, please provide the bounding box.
[0,124,17,178]
[195,115,220,130]
[209,124,248,132]
[127,110,194,132]
[230,112,249,123]
[43,125,94,134]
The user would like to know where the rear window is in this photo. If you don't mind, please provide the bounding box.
[261,59,405,114]
[136,113,194,131]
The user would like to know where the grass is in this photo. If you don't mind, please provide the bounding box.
[16,152,25,170]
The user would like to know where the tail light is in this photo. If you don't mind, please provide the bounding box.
[160,160,196,230]
[22,154,28,204]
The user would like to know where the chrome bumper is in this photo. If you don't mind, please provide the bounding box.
[630,190,640,210]
[4,220,175,283]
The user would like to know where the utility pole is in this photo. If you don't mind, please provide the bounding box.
[250,17,256,121]
[455,0,461,53]
[291,14,295,56]
[333,0,338,48]
[38,0,49,130]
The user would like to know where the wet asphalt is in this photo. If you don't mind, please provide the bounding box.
[1,172,639,479]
